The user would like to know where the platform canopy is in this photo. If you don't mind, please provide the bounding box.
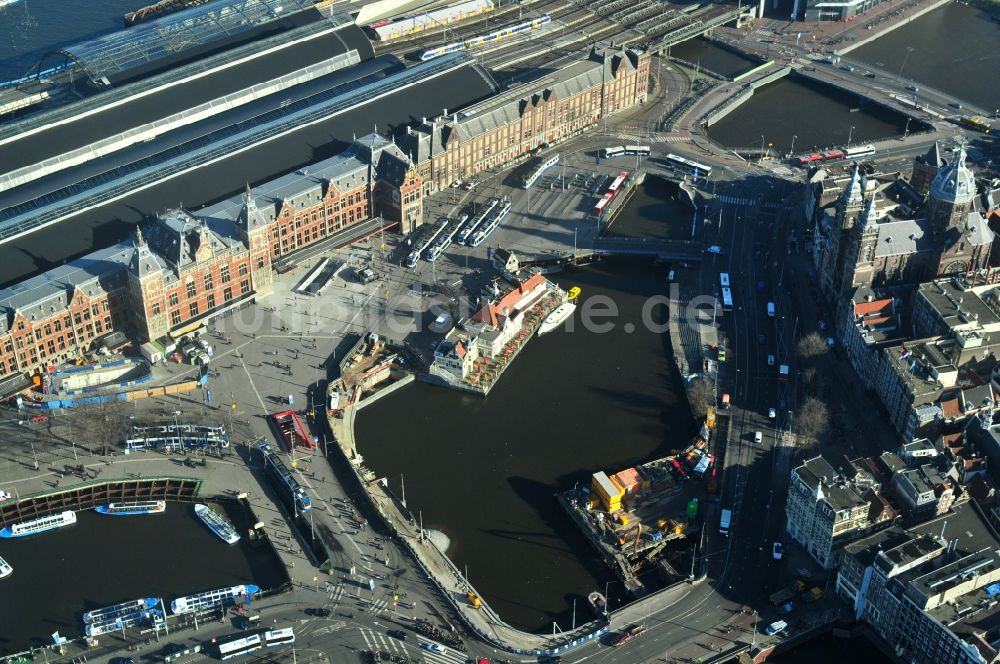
[50,0,323,87]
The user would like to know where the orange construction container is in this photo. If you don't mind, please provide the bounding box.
[615,468,642,494]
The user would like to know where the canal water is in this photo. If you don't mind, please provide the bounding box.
[706,73,912,152]
[0,503,285,655]
[357,258,696,632]
[605,174,697,241]
[670,38,762,79]
[849,2,1000,112]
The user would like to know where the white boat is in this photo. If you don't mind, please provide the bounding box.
[95,500,166,516]
[170,584,259,614]
[0,510,76,538]
[588,591,607,617]
[85,609,159,637]
[537,302,577,336]
[84,598,159,624]
[194,503,240,544]
[0,555,12,579]
[0,0,22,9]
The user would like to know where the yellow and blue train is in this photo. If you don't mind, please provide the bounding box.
[419,15,551,61]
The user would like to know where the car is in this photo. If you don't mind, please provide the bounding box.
[817,319,827,331]
[463,180,480,191]
[767,354,775,366]
[826,337,836,347]
[110,658,135,664]
[773,541,783,560]
[905,84,919,92]
[718,349,726,362]
[389,630,407,640]
[768,408,776,419]
[758,334,766,345]
[949,102,963,109]
[754,431,763,444]
[421,643,447,654]
[706,245,724,255]
[308,607,331,617]
[450,180,462,188]
[864,71,876,79]
[840,64,854,72]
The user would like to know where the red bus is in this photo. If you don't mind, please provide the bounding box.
[607,170,629,194]
[823,150,846,160]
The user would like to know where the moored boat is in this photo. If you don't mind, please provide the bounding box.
[537,301,577,336]
[170,584,259,614]
[85,609,160,636]
[84,597,159,624]
[194,503,240,544]
[95,500,166,516]
[0,510,76,538]
[588,591,607,616]
[0,555,12,579]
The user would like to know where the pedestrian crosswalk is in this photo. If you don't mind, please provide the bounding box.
[358,628,466,664]
[715,195,786,210]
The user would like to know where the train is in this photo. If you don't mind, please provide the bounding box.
[419,15,551,61]
[259,440,312,513]
[367,0,494,42]
[796,145,871,165]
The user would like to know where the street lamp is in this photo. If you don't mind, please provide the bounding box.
[759,135,765,164]
[790,135,797,157]
[847,125,855,147]
[903,117,911,141]
[896,46,915,81]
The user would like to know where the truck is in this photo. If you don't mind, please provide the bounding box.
[719,508,732,536]
[769,587,796,607]
[778,364,790,380]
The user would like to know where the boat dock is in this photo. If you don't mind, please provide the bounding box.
[558,456,700,595]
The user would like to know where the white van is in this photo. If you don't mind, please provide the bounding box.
[767,302,775,317]
[765,620,788,635]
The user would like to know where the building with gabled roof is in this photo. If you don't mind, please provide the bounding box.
[398,44,649,192]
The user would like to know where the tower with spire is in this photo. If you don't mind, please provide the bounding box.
[843,196,881,290]
[127,224,170,340]
[239,184,274,296]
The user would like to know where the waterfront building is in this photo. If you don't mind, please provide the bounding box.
[468,272,549,358]
[785,456,893,570]
[398,44,650,192]
[835,503,1000,664]
[797,0,887,23]
[431,338,477,381]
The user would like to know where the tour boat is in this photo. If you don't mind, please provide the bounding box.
[170,584,259,614]
[588,591,607,616]
[95,500,166,516]
[0,510,76,538]
[84,597,160,624]
[0,555,12,579]
[194,503,240,544]
[537,302,577,336]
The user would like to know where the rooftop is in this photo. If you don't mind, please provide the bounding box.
[918,279,1000,331]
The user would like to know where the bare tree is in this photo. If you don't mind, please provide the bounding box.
[75,399,132,456]
[795,396,829,451]
[688,377,715,419]
[797,332,829,360]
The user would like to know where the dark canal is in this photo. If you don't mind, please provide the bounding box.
[669,37,763,79]
[605,174,698,241]
[849,1,1000,112]
[0,502,285,655]
[357,258,696,632]
[706,73,913,152]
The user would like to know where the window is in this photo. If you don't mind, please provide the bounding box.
[221,265,231,283]
[152,302,161,315]
[224,287,233,302]
[240,279,251,295]
[74,313,81,325]
[189,302,199,318]
[171,311,182,326]
[257,257,265,269]
[239,263,249,276]
[169,293,179,306]
[204,274,214,291]
[207,294,216,309]
[54,320,62,332]
[186,280,197,298]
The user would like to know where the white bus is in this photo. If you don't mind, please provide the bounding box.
[264,628,295,647]
[601,146,625,159]
[720,272,730,288]
[721,287,733,311]
[218,635,263,661]
[845,144,875,159]
[624,145,651,156]
[664,153,712,178]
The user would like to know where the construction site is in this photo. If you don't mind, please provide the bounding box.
[558,452,706,597]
